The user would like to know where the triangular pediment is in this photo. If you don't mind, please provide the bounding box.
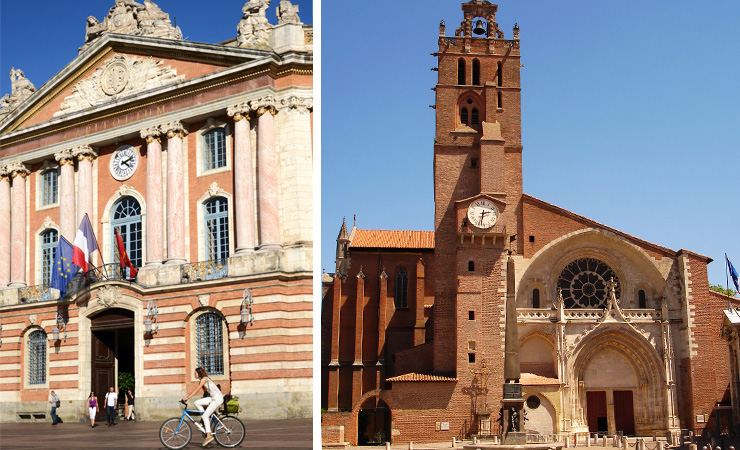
[0,33,274,134]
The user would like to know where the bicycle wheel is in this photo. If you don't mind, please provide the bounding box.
[160,417,192,450]
[212,416,245,448]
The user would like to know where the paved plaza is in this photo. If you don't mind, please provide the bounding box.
[0,417,311,450]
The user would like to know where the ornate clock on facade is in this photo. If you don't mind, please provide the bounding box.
[110,145,139,181]
[467,198,499,229]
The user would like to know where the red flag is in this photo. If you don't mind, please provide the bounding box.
[114,229,138,279]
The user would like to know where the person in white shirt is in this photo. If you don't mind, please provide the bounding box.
[104,386,118,427]
[183,367,223,447]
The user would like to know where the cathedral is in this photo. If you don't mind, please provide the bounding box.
[0,1,312,422]
[321,1,734,445]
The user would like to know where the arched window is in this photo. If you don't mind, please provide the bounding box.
[533,288,540,308]
[41,229,58,287]
[471,108,479,125]
[557,258,620,309]
[497,91,502,109]
[395,267,408,309]
[112,197,142,277]
[472,59,481,85]
[458,59,466,85]
[205,197,229,261]
[196,313,224,376]
[28,330,47,385]
[203,128,226,171]
[496,62,503,86]
[638,290,646,309]
[460,108,469,125]
[41,168,58,206]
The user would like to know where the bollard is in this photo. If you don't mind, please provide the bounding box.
[622,436,628,450]
[386,443,391,450]
[452,437,456,448]
[409,441,413,450]
[603,436,607,447]
[586,433,591,447]
[729,447,735,450]
[565,435,570,448]
[473,436,477,445]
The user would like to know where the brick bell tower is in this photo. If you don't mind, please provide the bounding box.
[432,0,523,385]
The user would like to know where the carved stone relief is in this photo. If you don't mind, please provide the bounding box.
[97,285,122,307]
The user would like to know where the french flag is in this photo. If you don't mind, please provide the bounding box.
[72,215,98,273]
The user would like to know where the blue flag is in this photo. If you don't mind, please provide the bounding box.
[727,254,740,294]
[52,237,79,299]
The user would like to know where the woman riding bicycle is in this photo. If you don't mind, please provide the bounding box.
[182,367,223,447]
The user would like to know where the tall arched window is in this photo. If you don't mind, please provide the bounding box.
[496,62,503,86]
[41,229,58,287]
[205,197,229,261]
[28,330,47,385]
[111,197,142,277]
[196,313,224,376]
[458,59,466,85]
[471,108,479,125]
[532,288,540,308]
[472,59,481,86]
[460,108,469,125]
[41,168,58,206]
[203,128,226,171]
[395,267,408,309]
[638,290,646,309]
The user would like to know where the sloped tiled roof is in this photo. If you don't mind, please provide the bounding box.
[350,230,435,249]
[520,372,560,386]
[386,372,457,382]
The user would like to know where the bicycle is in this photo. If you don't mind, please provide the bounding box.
[159,400,245,449]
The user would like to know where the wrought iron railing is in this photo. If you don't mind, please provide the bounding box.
[180,259,228,283]
[18,285,58,304]
[86,263,130,283]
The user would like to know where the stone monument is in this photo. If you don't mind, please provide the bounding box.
[0,68,36,120]
[237,0,272,48]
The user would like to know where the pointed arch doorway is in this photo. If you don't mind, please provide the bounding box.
[91,308,134,419]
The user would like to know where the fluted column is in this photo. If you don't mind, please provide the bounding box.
[249,96,280,250]
[163,121,188,265]
[54,149,76,241]
[8,163,30,288]
[142,126,164,266]
[0,168,11,287]
[227,103,256,254]
[73,145,97,225]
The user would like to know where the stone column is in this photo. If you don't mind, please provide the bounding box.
[249,96,280,250]
[227,102,256,254]
[73,145,97,225]
[163,121,188,265]
[0,168,11,287]
[54,149,76,241]
[141,126,164,266]
[8,163,30,288]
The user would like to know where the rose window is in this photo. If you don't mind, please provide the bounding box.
[557,258,620,308]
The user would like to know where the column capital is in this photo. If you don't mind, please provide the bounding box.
[227,102,253,122]
[249,96,278,117]
[280,96,313,113]
[54,149,76,165]
[72,144,98,162]
[161,121,189,139]
[140,126,163,143]
[7,162,30,179]
[0,166,11,181]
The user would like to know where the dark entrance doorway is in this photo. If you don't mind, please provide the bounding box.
[357,398,391,445]
[91,308,134,419]
[613,390,635,436]
[586,391,608,434]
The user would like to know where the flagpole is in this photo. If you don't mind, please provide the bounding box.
[86,213,109,280]
[727,253,734,314]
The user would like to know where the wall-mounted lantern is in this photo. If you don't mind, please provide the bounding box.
[52,311,66,342]
[0,321,3,347]
[145,299,158,334]
[240,288,254,326]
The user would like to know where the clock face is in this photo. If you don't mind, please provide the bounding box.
[467,199,499,229]
[110,145,139,181]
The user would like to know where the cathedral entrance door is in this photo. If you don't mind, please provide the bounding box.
[613,390,635,436]
[586,391,608,434]
[91,308,135,420]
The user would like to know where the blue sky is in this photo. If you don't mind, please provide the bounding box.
[321,0,740,288]
[0,0,313,95]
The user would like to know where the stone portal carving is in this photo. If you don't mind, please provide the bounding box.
[55,54,184,117]
[80,0,182,53]
[0,68,36,120]
[277,0,300,24]
[237,0,272,48]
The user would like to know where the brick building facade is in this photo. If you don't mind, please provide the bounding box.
[322,1,734,445]
[0,1,312,422]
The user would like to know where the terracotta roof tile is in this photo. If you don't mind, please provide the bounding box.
[350,230,435,249]
[520,372,560,386]
[386,372,457,382]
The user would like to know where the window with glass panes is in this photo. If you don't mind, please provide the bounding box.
[41,229,58,287]
[203,128,226,171]
[41,169,58,206]
[29,330,47,385]
[196,313,224,375]
[111,197,142,277]
[205,197,229,261]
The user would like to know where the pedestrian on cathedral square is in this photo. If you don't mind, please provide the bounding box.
[125,389,135,421]
[104,386,117,426]
[88,391,98,427]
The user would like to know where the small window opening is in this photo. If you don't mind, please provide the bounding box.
[468,341,476,351]
[461,108,469,125]
[469,310,475,321]
[529,235,535,243]
[470,158,479,168]
[471,108,479,125]
[497,91,503,108]
[467,98,473,104]
[496,62,503,87]
[468,353,475,363]
[638,290,646,309]
[468,261,475,272]
[472,59,481,85]
[458,59,466,85]
[533,289,540,308]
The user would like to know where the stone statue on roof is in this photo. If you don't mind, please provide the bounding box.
[237,0,272,48]
[0,68,36,120]
[277,0,300,24]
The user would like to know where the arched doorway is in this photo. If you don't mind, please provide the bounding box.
[357,397,391,445]
[91,308,134,419]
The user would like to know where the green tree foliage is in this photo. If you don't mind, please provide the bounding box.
[118,371,135,393]
[710,284,737,297]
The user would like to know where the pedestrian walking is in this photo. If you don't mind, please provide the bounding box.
[49,390,59,425]
[126,389,135,421]
[88,392,98,428]
[104,386,118,427]
[183,367,224,447]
